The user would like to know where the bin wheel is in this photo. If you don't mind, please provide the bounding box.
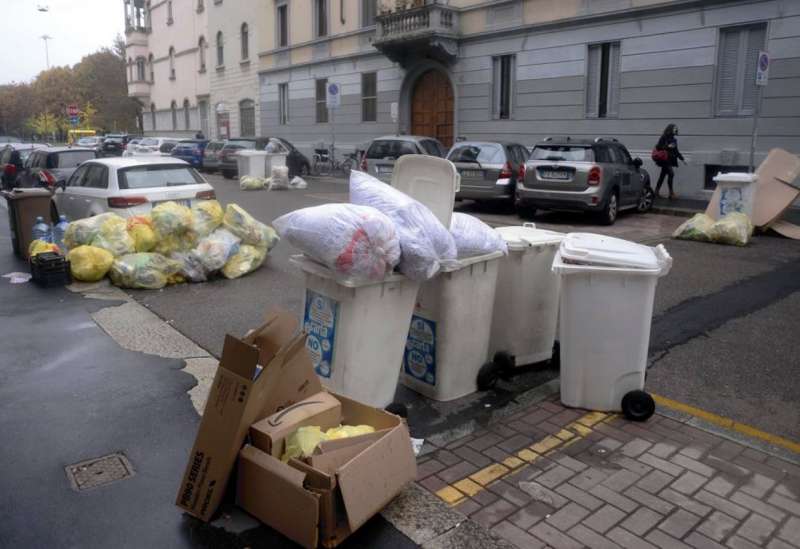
[621,390,655,422]
[385,402,408,419]
[493,351,515,380]
[477,361,501,391]
[549,341,561,369]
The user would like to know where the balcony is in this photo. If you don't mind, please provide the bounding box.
[374,2,459,66]
[128,80,151,99]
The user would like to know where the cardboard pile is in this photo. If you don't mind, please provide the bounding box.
[175,310,416,548]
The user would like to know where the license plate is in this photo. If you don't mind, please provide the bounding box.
[376,165,393,174]
[160,199,191,208]
[541,170,570,180]
[461,170,483,178]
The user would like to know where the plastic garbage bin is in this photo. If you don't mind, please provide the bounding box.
[236,150,268,179]
[265,153,287,175]
[292,155,459,408]
[481,224,565,388]
[714,172,758,218]
[2,188,52,259]
[552,233,672,421]
[400,250,503,401]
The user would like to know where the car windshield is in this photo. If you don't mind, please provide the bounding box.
[227,140,256,150]
[366,140,418,160]
[448,144,504,164]
[159,142,178,153]
[531,145,594,162]
[19,149,35,161]
[55,151,95,168]
[140,138,159,146]
[118,165,204,189]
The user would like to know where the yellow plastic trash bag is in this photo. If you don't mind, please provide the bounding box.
[63,213,120,250]
[282,426,329,462]
[109,253,183,290]
[223,204,279,250]
[151,201,194,235]
[194,228,241,272]
[192,200,224,237]
[709,212,754,247]
[221,244,266,279]
[28,239,61,257]
[67,245,114,282]
[154,230,198,256]
[91,215,136,257]
[672,213,715,243]
[127,216,157,252]
[325,425,375,440]
[240,176,266,191]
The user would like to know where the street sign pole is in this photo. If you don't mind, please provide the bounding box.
[750,51,769,173]
[749,88,761,174]
[326,82,341,161]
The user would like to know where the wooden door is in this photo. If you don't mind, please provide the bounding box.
[411,70,454,149]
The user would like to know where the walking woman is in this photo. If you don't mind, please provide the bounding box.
[653,124,686,199]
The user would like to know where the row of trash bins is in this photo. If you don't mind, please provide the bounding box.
[274,156,672,421]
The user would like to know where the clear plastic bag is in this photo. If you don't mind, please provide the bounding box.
[67,245,114,282]
[222,203,279,250]
[221,244,266,279]
[709,212,754,246]
[450,213,508,258]
[29,239,61,257]
[672,213,715,243]
[127,215,157,252]
[109,253,183,289]
[151,201,194,235]
[193,228,241,272]
[273,203,401,283]
[170,251,208,283]
[289,176,308,190]
[91,214,136,257]
[349,170,456,281]
[268,165,290,190]
[154,230,198,256]
[192,200,224,237]
[63,213,120,250]
[240,176,267,191]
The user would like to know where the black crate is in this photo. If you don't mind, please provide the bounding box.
[30,253,72,288]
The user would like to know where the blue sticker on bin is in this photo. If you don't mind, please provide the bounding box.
[403,315,436,386]
[303,290,338,379]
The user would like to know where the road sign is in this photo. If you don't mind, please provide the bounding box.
[69,115,79,126]
[390,102,398,123]
[67,104,79,117]
[326,82,340,109]
[756,51,769,86]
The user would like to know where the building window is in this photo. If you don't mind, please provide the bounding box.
[184,99,191,130]
[586,42,620,118]
[151,103,157,131]
[171,100,178,130]
[716,24,767,117]
[314,0,328,38]
[167,0,173,24]
[362,72,377,122]
[492,55,514,120]
[148,53,154,82]
[198,37,206,72]
[217,110,230,139]
[277,4,288,48]
[136,57,146,81]
[197,0,204,12]
[199,100,209,135]
[278,83,289,125]
[241,23,249,60]
[315,78,328,123]
[239,99,255,136]
[169,47,176,79]
[362,0,376,27]
[216,31,224,67]
[128,57,133,82]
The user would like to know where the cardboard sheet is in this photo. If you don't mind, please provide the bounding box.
[770,219,800,240]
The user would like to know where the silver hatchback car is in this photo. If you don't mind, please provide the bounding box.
[360,135,446,182]
[517,137,653,225]
[448,141,529,205]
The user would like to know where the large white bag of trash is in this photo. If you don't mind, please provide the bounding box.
[240,176,266,191]
[222,204,279,250]
[709,212,754,246]
[673,213,715,242]
[450,213,508,258]
[109,253,183,290]
[193,228,241,272]
[289,176,308,189]
[91,214,136,257]
[269,165,290,190]
[349,170,457,281]
[151,201,194,235]
[273,203,401,283]
[191,200,224,237]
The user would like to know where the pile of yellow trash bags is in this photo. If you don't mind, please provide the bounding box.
[61,200,279,289]
[673,212,754,246]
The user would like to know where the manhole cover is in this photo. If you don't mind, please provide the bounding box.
[65,452,135,491]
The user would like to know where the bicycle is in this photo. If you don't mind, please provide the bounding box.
[311,144,355,178]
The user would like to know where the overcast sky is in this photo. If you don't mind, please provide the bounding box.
[0,0,124,85]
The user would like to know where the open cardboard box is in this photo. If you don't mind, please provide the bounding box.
[175,310,416,548]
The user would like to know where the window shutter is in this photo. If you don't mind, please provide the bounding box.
[586,45,601,117]
[741,25,766,113]
[491,57,500,119]
[606,43,621,117]
[716,29,741,115]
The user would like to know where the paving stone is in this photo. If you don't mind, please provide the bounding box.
[739,448,768,463]
[594,423,635,444]
[435,450,462,466]
[438,461,480,484]
[679,444,712,460]
[594,437,625,452]
[710,441,746,461]
[516,480,568,508]
[568,523,622,549]
[646,528,693,549]
[603,469,643,493]
[530,522,583,549]
[621,507,663,536]
[641,453,686,477]
[671,471,708,495]
[671,454,716,477]
[546,502,591,531]
[521,408,555,426]
[766,539,796,549]
[589,484,638,513]
[454,498,482,517]
[773,478,800,500]
[660,488,712,517]
[454,445,493,468]
[733,455,786,481]
[507,500,554,530]
[539,400,564,413]
[418,459,447,480]
[509,420,546,438]
[638,470,676,493]
[505,464,537,485]
[726,535,761,549]
[696,511,739,542]
[703,476,737,498]
[625,486,676,515]
[651,443,679,459]
[613,455,655,476]
[693,490,749,520]
[584,504,628,534]
[498,434,534,454]
[621,438,653,458]
[570,467,611,490]
[736,513,776,545]
[730,491,787,522]
[777,516,800,546]
[685,532,727,549]
[537,464,575,489]
[658,509,702,539]
[483,446,514,464]
[488,480,531,508]
[739,472,776,499]
[549,409,583,426]
[471,498,518,529]
[556,482,604,510]
[444,435,474,450]
[468,433,504,452]
[491,520,547,549]
[472,487,499,506]
[607,526,659,549]
[554,454,589,472]
[492,424,520,438]
[420,475,449,494]
[703,457,750,480]
[767,492,800,516]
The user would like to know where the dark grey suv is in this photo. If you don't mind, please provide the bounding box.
[517,137,653,225]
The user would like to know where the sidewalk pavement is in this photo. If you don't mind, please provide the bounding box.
[416,393,800,549]
[652,195,800,225]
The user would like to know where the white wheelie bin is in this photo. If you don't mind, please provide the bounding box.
[236,150,268,178]
[293,155,459,409]
[552,233,672,421]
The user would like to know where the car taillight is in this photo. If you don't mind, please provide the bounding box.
[4,164,16,177]
[38,170,56,188]
[107,196,148,208]
[360,157,367,171]
[499,161,513,179]
[587,166,602,186]
[196,190,216,200]
[518,163,526,181]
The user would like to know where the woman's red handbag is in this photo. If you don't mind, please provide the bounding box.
[651,148,668,163]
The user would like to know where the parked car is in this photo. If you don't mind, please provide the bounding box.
[14,147,97,189]
[76,136,104,150]
[447,141,529,206]
[170,139,208,168]
[50,157,216,221]
[518,137,653,225]
[0,143,48,190]
[360,135,446,182]
[99,134,130,157]
[201,140,224,173]
[124,137,179,157]
[269,137,311,178]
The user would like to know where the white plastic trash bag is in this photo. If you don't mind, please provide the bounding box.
[171,251,208,282]
[193,228,241,272]
[273,203,401,283]
[349,170,456,281]
[269,166,290,190]
[450,213,508,258]
[289,176,308,190]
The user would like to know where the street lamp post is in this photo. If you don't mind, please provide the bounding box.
[40,34,52,69]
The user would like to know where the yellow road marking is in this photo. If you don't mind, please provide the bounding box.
[577,411,608,427]
[556,429,576,441]
[503,456,525,469]
[453,478,483,497]
[531,435,562,454]
[517,448,539,462]
[435,485,464,505]
[653,394,800,455]
[471,463,509,486]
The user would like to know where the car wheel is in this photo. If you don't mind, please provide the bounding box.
[621,390,655,422]
[637,186,655,213]
[598,191,619,225]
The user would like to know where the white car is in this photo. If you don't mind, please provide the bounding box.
[51,157,216,220]
[123,137,179,157]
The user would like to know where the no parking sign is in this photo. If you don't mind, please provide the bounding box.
[756,51,769,86]
[326,82,340,109]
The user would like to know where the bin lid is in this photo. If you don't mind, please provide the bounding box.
[559,233,667,270]
[712,172,758,184]
[495,223,564,250]
[391,155,459,227]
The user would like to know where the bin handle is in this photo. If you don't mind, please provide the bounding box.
[654,244,673,277]
[522,222,536,229]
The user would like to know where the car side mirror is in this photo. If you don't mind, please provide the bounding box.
[633,157,643,168]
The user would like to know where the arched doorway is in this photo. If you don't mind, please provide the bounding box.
[411,69,454,148]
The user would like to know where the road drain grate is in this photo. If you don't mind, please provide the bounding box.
[65,453,135,491]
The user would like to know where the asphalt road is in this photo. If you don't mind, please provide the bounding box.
[132,172,800,443]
